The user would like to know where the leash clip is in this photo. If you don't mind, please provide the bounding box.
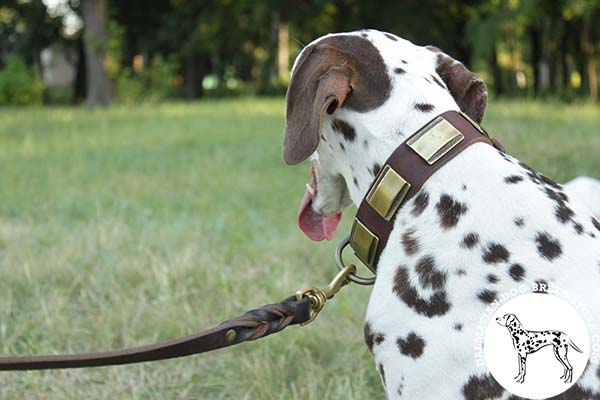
[295,264,356,326]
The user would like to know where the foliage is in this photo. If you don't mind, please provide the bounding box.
[0,0,63,63]
[2,0,600,104]
[0,56,45,105]
[115,56,179,104]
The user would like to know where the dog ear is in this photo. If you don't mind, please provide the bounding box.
[283,45,353,165]
[428,46,487,124]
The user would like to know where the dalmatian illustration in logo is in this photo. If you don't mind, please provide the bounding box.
[496,313,583,384]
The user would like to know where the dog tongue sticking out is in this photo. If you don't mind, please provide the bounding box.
[297,165,342,241]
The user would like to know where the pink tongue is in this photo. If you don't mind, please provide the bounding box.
[297,170,342,241]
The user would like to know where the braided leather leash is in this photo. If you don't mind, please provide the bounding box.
[0,256,363,370]
[0,296,311,370]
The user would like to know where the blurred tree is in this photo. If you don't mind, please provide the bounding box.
[81,0,113,105]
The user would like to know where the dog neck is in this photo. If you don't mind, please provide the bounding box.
[320,104,462,208]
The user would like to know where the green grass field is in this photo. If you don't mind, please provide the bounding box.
[0,99,598,399]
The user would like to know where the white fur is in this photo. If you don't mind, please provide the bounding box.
[564,177,600,219]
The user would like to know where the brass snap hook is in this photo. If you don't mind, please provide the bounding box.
[295,264,356,326]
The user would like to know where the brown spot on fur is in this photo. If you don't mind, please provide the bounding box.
[555,204,575,224]
[384,33,398,41]
[394,67,406,75]
[415,256,447,290]
[462,374,504,400]
[504,175,523,184]
[331,119,356,142]
[364,321,385,354]
[477,289,497,304]
[514,217,525,227]
[535,232,562,261]
[454,322,463,331]
[461,232,479,249]
[436,194,468,229]
[487,274,499,284]
[371,163,381,177]
[415,103,435,112]
[546,384,600,399]
[482,243,510,264]
[393,266,451,317]
[431,74,445,89]
[593,217,600,233]
[412,192,429,217]
[401,229,420,256]
[397,332,426,359]
[509,264,525,281]
[353,176,359,187]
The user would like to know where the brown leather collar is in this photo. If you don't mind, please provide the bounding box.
[349,110,503,273]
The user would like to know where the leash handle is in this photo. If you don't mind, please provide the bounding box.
[0,296,311,370]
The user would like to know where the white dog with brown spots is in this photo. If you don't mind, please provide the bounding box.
[284,30,600,399]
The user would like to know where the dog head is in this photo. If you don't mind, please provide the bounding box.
[284,30,487,241]
[496,313,519,327]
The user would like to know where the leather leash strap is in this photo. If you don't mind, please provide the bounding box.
[0,296,310,370]
[350,110,504,272]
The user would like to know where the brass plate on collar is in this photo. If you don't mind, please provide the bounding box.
[350,219,379,271]
[366,165,411,221]
[407,117,464,164]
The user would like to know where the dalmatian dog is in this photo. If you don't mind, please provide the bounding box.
[284,29,600,399]
[496,313,583,384]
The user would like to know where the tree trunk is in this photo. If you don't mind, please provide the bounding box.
[489,44,503,97]
[529,26,541,96]
[539,18,552,93]
[259,11,279,91]
[184,53,205,99]
[581,16,598,103]
[560,21,570,91]
[73,35,87,103]
[81,0,113,106]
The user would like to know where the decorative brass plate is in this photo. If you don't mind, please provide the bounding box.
[366,165,411,221]
[350,219,379,271]
[407,117,464,164]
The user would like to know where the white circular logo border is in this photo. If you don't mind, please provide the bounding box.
[473,282,600,399]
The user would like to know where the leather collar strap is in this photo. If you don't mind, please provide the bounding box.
[350,110,504,273]
[0,296,310,370]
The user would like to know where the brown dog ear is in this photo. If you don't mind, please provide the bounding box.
[283,45,353,165]
[428,47,487,124]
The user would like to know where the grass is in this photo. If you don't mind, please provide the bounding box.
[0,98,598,399]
